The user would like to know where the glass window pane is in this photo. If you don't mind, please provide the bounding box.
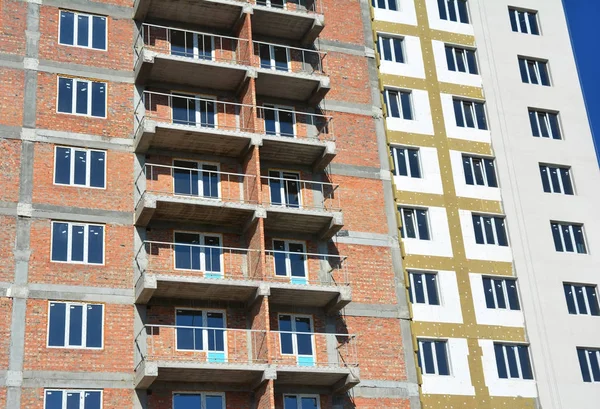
[66,392,80,409]
[540,167,551,193]
[484,159,497,187]
[560,169,573,195]
[202,164,219,198]
[381,37,392,61]
[573,225,587,254]
[91,82,106,117]
[88,225,104,264]
[466,50,478,74]
[473,216,484,244]
[518,346,533,379]
[483,278,495,308]
[45,390,63,409]
[174,394,202,409]
[475,103,487,130]
[435,342,450,375]
[68,305,83,346]
[170,30,192,57]
[395,148,408,176]
[539,62,550,86]
[455,49,466,72]
[422,341,435,374]
[52,222,69,262]
[279,315,294,354]
[408,149,421,178]
[86,304,103,348]
[473,159,485,186]
[575,286,588,314]
[437,0,447,20]
[92,16,107,50]
[206,395,224,409]
[506,280,520,310]
[463,157,474,185]
[393,38,404,63]
[445,46,456,71]
[386,91,400,118]
[48,302,66,346]
[301,397,318,409]
[483,217,495,244]
[84,391,102,409]
[90,151,105,188]
[529,13,539,35]
[495,218,508,246]
[77,15,89,47]
[413,273,425,304]
[458,0,469,23]
[447,0,457,21]
[519,59,529,83]
[54,147,71,185]
[273,240,287,276]
[509,10,518,32]
[529,110,540,137]
[549,167,561,193]
[388,0,398,11]
[58,78,73,113]
[578,349,592,382]
[284,396,298,409]
[73,150,87,186]
[403,210,416,238]
[207,312,225,352]
[279,110,295,137]
[494,279,507,309]
[75,81,88,115]
[538,113,550,137]
[563,284,577,314]
[59,12,75,45]
[400,92,413,120]
[518,11,528,33]
[586,286,600,316]
[71,225,85,262]
[551,223,563,252]
[589,351,600,381]
[505,346,519,378]
[416,210,430,240]
[549,113,561,139]
[426,274,439,305]
[174,160,198,196]
[453,99,465,127]
[561,225,574,252]
[463,102,475,128]
[204,235,221,273]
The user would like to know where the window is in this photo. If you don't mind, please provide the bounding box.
[273,240,307,284]
[390,146,421,178]
[278,314,315,365]
[494,343,534,380]
[45,389,102,409]
[172,93,216,128]
[551,222,587,254]
[564,283,600,316]
[378,35,404,63]
[462,155,497,187]
[399,207,430,240]
[54,147,106,189]
[577,348,600,383]
[529,109,561,139]
[170,30,213,60]
[518,57,550,86]
[51,222,104,264]
[384,89,413,120]
[268,170,301,208]
[264,105,295,137]
[174,232,222,275]
[284,395,319,409]
[48,302,103,348]
[437,0,469,24]
[59,11,107,50]
[409,271,439,305]
[453,99,487,130]
[175,309,226,361]
[258,43,290,71]
[483,277,520,310]
[417,339,450,375]
[509,8,539,35]
[173,393,225,409]
[472,214,508,247]
[445,45,478,74]
[257,0,286,8]
[539,164,573,195]
[57,78,106,118]
[173,160,220,198]
[371,0,398,11]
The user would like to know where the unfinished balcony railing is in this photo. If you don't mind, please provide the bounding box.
[264,248,348,287]
[254,40,326,75]
[261,174,340,212]
[251,0,322,14]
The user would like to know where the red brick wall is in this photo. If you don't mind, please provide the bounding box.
[333,176,388,234]
[0,0,27,56]
[332,112,380,167]
[320,0,365,44]
[28,220,133,288]
[0,68,24,126]
[23,300,133,372]
[0,298,12,369]
[0,216,15,283]
[0,140,20,204]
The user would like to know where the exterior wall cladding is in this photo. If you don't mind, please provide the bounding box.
[1,0,598,409]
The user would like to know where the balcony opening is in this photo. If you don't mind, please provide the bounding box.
[264,105,296,137]
[173,160,220,199]
[259,43,290,71]
[273,240,308,285]
[174,232,223,278]
[176,309,226,362]
[172,94,217,128]
[170,29,214,61]
[278,314,315,366]
[269,170,302,208]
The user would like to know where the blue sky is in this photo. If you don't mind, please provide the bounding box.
[563,0,600,163]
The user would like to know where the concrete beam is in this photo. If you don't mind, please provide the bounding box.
[325,287,352,315]
[22,371,133,388]
[135,195,156,227]
[301,16,325,45]
[318,212,343,240]
[251,367,276,390]
[332,370,360,394]
[135,275,157,304]
[134,361,158,389]
[312,141,336,173]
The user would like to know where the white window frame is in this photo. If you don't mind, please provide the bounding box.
[53,146,107,189]
[372,0,399,11]
[552,222,587,253]
[391,145,422,178]
[58,10,108,51]
[530,109,561,139]
[258,0,287,8]
[408,270,440,305]
[174,308,228,353]
[272,239,308,279]
[268,169,303,208]
[169,30,216,60]
[56,77,107,118]
[417,338,451,376]
[264,104,297,137]
[438,0,470,23]
[578,348,600,382]
[172,231,224,273]
[564,283,599,315]
[171,159,222,199]
[454,99,487,129]
[539,164,573,194]
[283,394,321,409]
[50,221,105,265]
[462,155,496,187]
[172,392,226,409]
[46,302,104,349]
[259,43,291,71]
[445,45,478,74]
[399,207,430,240]
[384,88,413,120]
[483,277,520,310]
[278,313,315,359]
[509,8,539,35]
[519,58,550,85]
[377,34,405,63]
[171,93,219,128]
[472,214,508,246]
[44,389,104,409]
[495,343,532,380]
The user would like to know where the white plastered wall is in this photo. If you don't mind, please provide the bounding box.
[459,209,513,262]
[373,0,418,25]
[450,150,502,201]
[379,35,426,79]
[393,146,443,195]
[469,273,525,327]
[421,338,475,395]
[431,40,483,87]
[412,270,463,324]
[401,206,453,257]
[440,93,491,143]
[386,89,434,135]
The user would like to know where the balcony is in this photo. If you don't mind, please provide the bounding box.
[134,0,248,31]
[135,24,252,90]
[135,92,336,169]
[135,163,259,227]
[270,330,359,392]
[261,174,343,239]
[257,105,335,170]
[250,0,325,44]
[134,92,258,156]
[135,325,270,388]
[135,240,263,304]
[264,249,350,312]
[253,41,329,103]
